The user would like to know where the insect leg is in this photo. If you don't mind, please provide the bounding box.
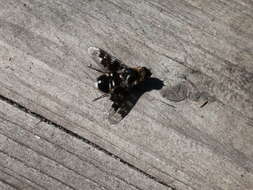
[92,93,109,102]
[87,64,106,74]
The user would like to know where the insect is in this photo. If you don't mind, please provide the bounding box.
[87,47,152,124]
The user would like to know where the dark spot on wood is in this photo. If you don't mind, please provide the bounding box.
[200,101,208,108]
[5,66,14,71]
[160,82,188,102]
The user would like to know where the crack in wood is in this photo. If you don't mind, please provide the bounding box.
[0,165,44,190]
[0,150,77,190]
[0,94,176,190]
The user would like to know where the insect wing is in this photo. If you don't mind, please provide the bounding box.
[108,106,123,124]
[108,98,135,124]
[88,47,106,71]
[88,47,125,72]
[107,90,139,124]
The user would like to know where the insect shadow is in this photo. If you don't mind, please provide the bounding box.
[135,77,164,92]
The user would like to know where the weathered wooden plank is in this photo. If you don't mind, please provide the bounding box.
[0,0,252,117]
[0,151,77,190]
[184,0,253,34]
[0,136,111,190]
[0,0,252,190]
[0,165,44,190]
[0,181,16,190]
[0,168,36,190]
[0,99,171,190]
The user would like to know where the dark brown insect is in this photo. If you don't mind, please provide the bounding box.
[88,47,152,124]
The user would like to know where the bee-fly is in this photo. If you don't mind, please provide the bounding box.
[87,47,152,124]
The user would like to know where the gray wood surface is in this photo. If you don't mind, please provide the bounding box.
[0,0,252,190]
[0,165,40,190]
[0,181,16,190]
[0,99,169,190]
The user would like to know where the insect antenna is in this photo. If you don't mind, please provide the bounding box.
[92,93,109,102]
[87,64,106,74]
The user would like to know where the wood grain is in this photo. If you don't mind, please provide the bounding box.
[0,99,169,190]
[0,0,252,189]
[0,181,16,190]
[0,165,43,190]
